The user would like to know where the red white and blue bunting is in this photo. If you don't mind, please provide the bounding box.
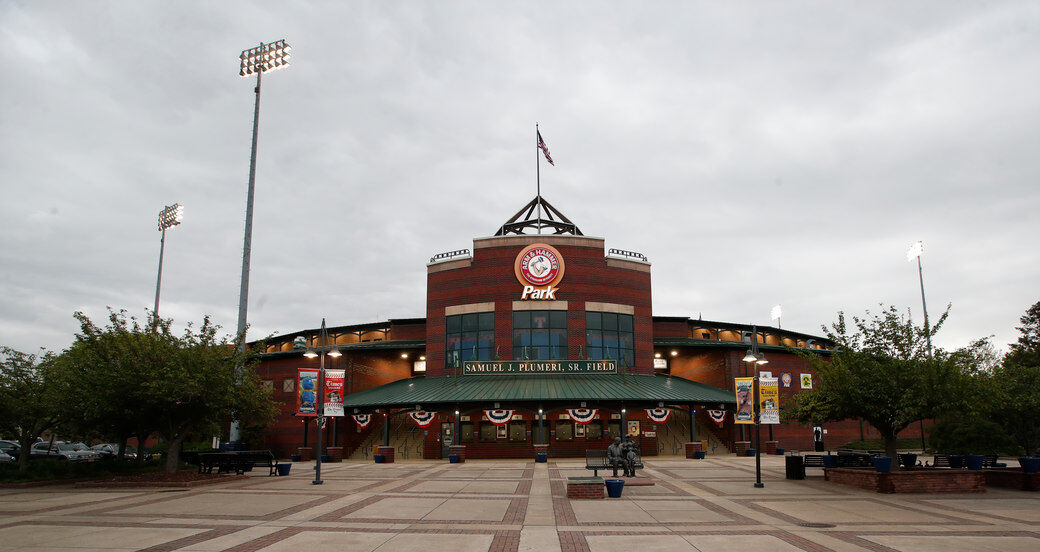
[353,414,372,429]
[409,411,437,427]
[707,410,726,428]
[484,410,515,426]
[645,408,670,423]
[567,408,599,425]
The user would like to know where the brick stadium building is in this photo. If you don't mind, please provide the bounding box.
[251,198,921,461]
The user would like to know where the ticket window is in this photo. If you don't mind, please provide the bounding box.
[586,421,603,440]
[607,421,621,439]
[460,422,475,442]
[556,420,574,440]
[479,423,498,442]
[508,421,526,441]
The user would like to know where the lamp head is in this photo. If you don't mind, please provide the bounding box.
[742,349,757,363]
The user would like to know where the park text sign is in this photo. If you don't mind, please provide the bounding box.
[463,360,617,375]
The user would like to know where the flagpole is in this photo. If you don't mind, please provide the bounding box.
[536,123,542,234]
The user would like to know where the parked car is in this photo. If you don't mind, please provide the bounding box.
[0,450,13,463]
[0,440,20,460]
[30,442,97,462]
[91,443,139,460]
[69,442,103,461]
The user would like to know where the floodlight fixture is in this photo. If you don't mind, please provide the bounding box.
[153,203,184,316]
[239,39,291,76]
[906,241,924,262]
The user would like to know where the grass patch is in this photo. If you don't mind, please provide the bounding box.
[839,438,924,451]
[0,458,182,483]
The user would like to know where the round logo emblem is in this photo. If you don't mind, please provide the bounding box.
[514,243,565,288]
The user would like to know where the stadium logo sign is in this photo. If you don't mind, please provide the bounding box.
[514,243,565,300]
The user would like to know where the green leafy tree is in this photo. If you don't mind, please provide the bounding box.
[989,301,1040,455]
[784,305,976,459]
[0,347,64,472]
[69,310,277,473]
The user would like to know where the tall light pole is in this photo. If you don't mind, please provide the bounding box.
[742,325,767,489]
[154,203,183,317]
[303,318,340,485]
[230,39,291,443]
[906,241,931,451]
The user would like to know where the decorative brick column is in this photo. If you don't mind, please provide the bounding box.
[684,442,702,459]
[533,444,549,458]
[296,447,314,461]
[449,445,466,463]
[733,441,751,456]
[376,446,395,463]
[763,441,779,455]
[566,477,605,499]
[326,446,344,462]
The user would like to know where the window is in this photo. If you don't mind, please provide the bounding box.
[513,310,567,360]
[479,423,498,442]
[261,379,274,392]
[586,312,635,367]
[556,420,574,440]
[607,421,621,439]
[460,422,474,442]
[282,378,295,393]
[586,421,603,440]
[445,312,495,370]
[509,421,526,441]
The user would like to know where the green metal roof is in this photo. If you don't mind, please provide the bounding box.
[342,373,735,409]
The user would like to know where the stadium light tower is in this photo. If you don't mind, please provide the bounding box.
[906,241,931,452]
[154,203,183,317]
[230,38,291,443]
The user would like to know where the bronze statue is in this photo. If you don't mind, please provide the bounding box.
[607,437,625,477]
[622,435,639,477]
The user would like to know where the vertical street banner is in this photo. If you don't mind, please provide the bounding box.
[324,370,345,417]
[759,376,780,424]
[734,377,755,424]
[297,368,318,416]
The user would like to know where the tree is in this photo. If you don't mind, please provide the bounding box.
[68,310,277,473]
[0,347,64,472]
[989,301,1040,455]
[784,305,975,459]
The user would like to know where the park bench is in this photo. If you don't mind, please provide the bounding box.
[803,454,825,468]
[197,450,276,475]
[836,450,873,467]
[928,455,950,468]
[983,454,1007,468]
[585,449,644,477]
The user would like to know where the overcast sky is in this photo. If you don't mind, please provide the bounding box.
[2,1,1038,356]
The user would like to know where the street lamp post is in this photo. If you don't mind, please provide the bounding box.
[742,325,768,489]
[153,203,183,317]
[229,38,291,443]
[906,241,931,452]
[303,318,341,486]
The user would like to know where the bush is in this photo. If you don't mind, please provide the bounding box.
[928,417,1023,456]
[0,457,164,483]
[839,438,922,451]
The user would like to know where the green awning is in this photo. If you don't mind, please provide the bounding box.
[342,373,735,409]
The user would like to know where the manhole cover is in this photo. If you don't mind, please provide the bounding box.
[797,522,836,528]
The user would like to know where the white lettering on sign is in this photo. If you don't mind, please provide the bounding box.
[521,285,557,300]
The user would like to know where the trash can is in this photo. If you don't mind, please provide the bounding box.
[373,454,385,464]
[276,463,292,476]
[785,455,805,480]
[1019,457,1040,473]
[695,450,706,459]
[535,452,547,463]
[747,448,757,457]
[604,479,625,498]
[822,455,838,468]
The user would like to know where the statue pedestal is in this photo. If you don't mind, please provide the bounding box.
[733,441,751,456]
[296,447,314,461]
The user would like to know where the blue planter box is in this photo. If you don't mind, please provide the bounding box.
[822,455,838,468]
[746,449,756,457]
[1019,457,1040,473]
[535,453,547,463]
[373,454,385,464]
[605,479,625,498]
[965,454,984,470]
[873,456,893,473]
[448,454,460,463]
[275,463,292,476]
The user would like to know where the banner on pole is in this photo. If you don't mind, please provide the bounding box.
[759,376,780,424]
[324,370,345,417]
[296,369,318,416]
[734,377,755,424]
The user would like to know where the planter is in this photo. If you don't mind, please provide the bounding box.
[965,454,984,471]
[373,454,385,464]
[695,450,706,459]
[1019,457,1040,474]
[535,452,547,463]
[775,448,785,455]
[950,455,965,469]
[448,454,460,463]
[275,463,292,476]
[822,455,838,468]
[320,455,330,463]
[899,453,917,470]
[290,454,301,462]
[746,449,756,457]
[873,456,893,473]
[604,478,625,498]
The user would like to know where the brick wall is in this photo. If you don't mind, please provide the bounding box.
[825,467,985,493]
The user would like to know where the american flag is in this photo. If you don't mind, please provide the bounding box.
[537,130,554,165]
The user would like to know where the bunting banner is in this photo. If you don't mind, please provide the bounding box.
[708,410,726,427]
[645,408,670,423]
[296,369,318,416]
[484,409,515,426]
[759,376,780,424]
[324,370,345,417]
[734,377,755,424]
[353,414,372,429]
[409,411,437,427]
[567,408,598,425]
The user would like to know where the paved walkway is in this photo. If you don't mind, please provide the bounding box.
[1,455,1038,551]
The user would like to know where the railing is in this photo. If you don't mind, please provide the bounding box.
[607,248,648,262]
[430,249,471,264]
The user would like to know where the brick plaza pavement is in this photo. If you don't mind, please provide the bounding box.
[1,455,1038,551]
